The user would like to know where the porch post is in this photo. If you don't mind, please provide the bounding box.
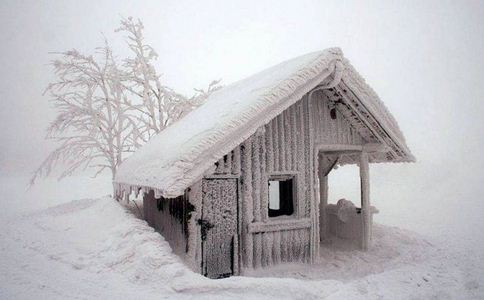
[359,151,371,251]
[319,177,329,241]
[318,154,329,241]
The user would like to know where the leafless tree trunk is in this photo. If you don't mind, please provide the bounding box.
[30,44,137,184]
[31,17,221,186]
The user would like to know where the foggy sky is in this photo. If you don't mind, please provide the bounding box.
[1,0,484,250]
[1,0,483,177]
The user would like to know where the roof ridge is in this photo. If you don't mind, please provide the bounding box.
[114,48,413,199]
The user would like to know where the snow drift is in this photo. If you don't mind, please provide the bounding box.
[1,195,482,299]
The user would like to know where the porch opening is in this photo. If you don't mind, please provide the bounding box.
[318,151,375,251]
[327,164,360,205]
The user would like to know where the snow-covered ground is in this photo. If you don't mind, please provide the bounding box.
[0,175,483,299]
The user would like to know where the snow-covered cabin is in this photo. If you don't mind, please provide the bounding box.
[114,48,414,279]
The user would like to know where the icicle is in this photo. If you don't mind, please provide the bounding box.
[278,114,285,171]
[272,117,279,171]
[250,134,262,261]
[280,231,287,262]
[303,96,312,217]
[214,157,224,174]
[265,123,274,173]
[232,146,241,175]
[252,135,261,222]
[225,151,232,174]
[287,230,294,262]
[265,233,273,267]
[290,105,298,170]
[260,128,269,223]
[273,231,281,264]
[284,109,292,170]
[254,233,262,269]
[241,138,254,268]
[298,99,307,217]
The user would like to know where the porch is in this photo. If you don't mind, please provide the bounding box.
[315,143,385,251]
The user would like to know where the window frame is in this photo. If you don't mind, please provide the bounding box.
[267,173,298,219]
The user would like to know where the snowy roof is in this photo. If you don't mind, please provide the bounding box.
[115,48,414,198]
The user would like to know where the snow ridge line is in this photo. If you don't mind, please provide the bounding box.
[114,48,413,199]
[115,49,343,199]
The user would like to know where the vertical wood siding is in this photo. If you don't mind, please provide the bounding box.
[206,91,363,269]
[312,91,364,145]
[143,191,190,258]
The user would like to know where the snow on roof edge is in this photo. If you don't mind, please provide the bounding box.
[340,57,416,162]
[114,48,414,199]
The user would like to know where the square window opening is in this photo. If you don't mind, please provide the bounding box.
[268,176,295,217]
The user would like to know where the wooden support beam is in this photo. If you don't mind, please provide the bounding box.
[362,143,388,153]
[359,151,371,251]
[308,91,319,264]
[319,173,328,241]
[335,83,400,159]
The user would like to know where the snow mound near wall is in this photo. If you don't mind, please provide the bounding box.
[0,197,341,299]
[1,197,482,299]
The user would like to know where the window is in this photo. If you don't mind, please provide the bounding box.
[268,175,295,217]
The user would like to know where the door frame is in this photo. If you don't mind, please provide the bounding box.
[200,176,240,277]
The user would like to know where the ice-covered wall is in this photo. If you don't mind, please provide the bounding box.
[207,91,364,269]
[312,91,365,145]
[143,191,192,262]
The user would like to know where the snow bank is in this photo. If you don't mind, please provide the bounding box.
[0,197,339,299]
[1,194,482,299]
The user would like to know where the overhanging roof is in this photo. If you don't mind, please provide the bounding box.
[114,48,414,198]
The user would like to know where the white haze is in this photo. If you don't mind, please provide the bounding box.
[1,0,483,262]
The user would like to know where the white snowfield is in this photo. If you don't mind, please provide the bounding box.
[114,48,414,199]
[1,178,482,299]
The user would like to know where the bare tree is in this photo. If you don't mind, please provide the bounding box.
[117,17,221,143]
[30,45,138,185]
[31,18,221,185]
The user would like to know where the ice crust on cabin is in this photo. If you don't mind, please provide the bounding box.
[114,48,414,198]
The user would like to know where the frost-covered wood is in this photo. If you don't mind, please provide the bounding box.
[319,174,329,241]
[240,138,254,268]
[143,190,191,258]
[116,89,374,271]
[201,178,238,278]
[186,181,203,272]
[115,48,414,198]
[113,48,415,276]
[359,151,371,250]
[248,218,311,233]
[192,93,367,269]
[312,91,365,146]
[318,153,339,242]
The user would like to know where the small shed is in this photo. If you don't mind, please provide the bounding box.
[114,48,414,279]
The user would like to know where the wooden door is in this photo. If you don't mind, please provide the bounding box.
[201,178,238,279]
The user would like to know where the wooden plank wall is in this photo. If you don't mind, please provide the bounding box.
[143,191,189,257]
[312,91,365,145]
[208,91,364,269]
